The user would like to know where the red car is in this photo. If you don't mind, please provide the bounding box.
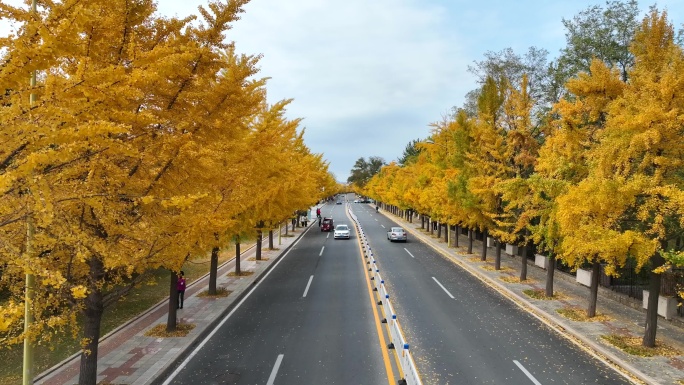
[321,217,333,231]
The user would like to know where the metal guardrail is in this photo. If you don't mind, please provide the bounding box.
[349,209,423,385]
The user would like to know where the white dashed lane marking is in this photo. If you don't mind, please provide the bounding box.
[432,277,455,299]
[303,275,314,297]
[513,360,542,385]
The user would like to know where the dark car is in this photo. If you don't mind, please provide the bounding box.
[321,217,333,232]
[336,200,342,205]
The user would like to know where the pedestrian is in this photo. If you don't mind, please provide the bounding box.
[177,271,186,309]
[301,214,308,227]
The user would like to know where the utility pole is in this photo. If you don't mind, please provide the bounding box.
[23,216,35,385]
[23,1,37,383]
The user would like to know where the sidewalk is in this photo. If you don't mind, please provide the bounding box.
[387,212,684,385]
[35,223,312,385]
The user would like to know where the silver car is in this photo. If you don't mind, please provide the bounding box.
[387,227,407,242]
[334,224,351,239]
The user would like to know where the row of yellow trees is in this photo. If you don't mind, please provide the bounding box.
[365,10,683,348]
[0,1,337,384]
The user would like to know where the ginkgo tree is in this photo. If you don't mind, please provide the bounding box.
[463,76,510,258]
[529,59,626,299]
[356,1,684,356]
[556,9,684,347]
[495,74,540,280]
[0,1,311,385]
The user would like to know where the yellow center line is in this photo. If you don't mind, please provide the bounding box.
[347,209,396,385]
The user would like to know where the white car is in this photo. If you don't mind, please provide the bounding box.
[387,227,407,242]
[333,224,351,239]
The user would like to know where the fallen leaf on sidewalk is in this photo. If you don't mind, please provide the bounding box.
[144,323,196,338]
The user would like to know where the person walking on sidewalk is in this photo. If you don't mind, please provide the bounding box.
[177,271,186,309]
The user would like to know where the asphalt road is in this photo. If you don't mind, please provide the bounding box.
[164,199,390,385]
[352,204,632,385]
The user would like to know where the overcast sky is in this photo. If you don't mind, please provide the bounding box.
[3,1,684,182]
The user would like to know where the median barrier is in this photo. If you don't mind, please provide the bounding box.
[349,207,423,385]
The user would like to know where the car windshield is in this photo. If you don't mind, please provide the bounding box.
[391,227,404,232]
[336,225,348,231]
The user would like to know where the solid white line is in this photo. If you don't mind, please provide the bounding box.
[303,275,314,297]
[266,354,284,385]
[160,235,305,385]
[432,277,455,299]
[404,248,415,258]
[513,360,542,385]
[319,246,325,256]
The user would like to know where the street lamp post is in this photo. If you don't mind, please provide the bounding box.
[24,2,38,384]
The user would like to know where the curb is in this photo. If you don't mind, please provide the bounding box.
[33,242,261,383]
[394,216,657,385]
[150,224,312,385]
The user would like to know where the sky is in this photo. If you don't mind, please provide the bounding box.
[2,1,684,182]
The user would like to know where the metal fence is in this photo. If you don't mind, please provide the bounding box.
[557,258,683,318]
[454,227,683,318]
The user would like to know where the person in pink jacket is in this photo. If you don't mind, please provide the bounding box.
[177,271,186,309]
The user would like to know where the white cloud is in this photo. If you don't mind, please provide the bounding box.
[227,0,470,117]
[218,0,474,179]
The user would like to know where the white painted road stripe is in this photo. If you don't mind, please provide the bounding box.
[432,277,455,299]
[381,224,385,228]
[513,360,542,385]
[404,248,415,258]
[303,275,314,297]
[161,234,306,385]
[319,246,325,256]
[267,354,284,385]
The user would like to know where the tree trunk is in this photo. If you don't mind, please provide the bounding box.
[78,257,105,385]
[643,252,666,347]
[444,224,448,243]
[166,269,178,332]
[235,239,241,275]
[429,218,433,235]
[587,261,600,318]
[269,229,274,249]
[256,229,262,260]
[495,240,502,270]
[545,254,556,297]
[520,243,528,281]
[437,222,442,239]
[455,226,459,247]
[467,229,473,254]
[481,229,488,261]
[209,247,219,295]
[285,222,288,236]
[421,215,425,229]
